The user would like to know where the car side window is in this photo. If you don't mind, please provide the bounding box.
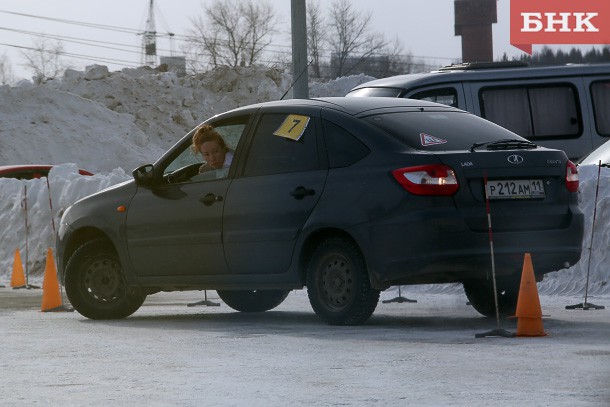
[591,81,610,136]
[243,113,319,177]
[322,120,370,168]
[480,84,581,140]
[164,117,249,183]
[409,88,458,107]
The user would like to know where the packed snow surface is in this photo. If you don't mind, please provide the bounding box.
[0,65,607,296]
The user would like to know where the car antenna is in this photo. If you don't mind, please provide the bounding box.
[280,59,313,100]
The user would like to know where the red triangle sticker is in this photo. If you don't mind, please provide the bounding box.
[420,133,447,146]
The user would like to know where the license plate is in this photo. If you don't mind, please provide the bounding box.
[486,179,545,199]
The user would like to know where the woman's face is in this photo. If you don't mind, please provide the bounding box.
[199,140,227,169]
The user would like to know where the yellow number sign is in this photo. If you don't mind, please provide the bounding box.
[273,114,310,141]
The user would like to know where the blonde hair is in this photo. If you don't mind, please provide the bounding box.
[191,124,227,155]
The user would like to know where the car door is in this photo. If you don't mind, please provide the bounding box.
[223,108,328,275]
[125,116,250,277]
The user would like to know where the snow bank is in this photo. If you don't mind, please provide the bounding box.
[0,64,606,295]
[539,165,610,295]
[0,164,130,281]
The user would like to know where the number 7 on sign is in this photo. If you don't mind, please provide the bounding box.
[273,114,310,141]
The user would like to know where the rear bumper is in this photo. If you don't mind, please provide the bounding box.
[356,206,584,287]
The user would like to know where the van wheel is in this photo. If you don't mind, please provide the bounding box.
[217,290,290,312]
[307,237,379,325]
[65,239,145,320]
[463,274,520,318]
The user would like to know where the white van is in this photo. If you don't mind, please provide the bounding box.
[347,62,610,160]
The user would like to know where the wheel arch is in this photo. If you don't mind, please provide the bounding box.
[298,228,365,285]
[62,227,108,262]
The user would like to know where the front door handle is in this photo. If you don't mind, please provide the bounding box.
[290,186,315,200]
[200,193,223,206]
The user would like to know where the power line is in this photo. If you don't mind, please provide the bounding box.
[0,10,142,35]
[0,42,141,68]
[0,26,143,55]
[0,8,460,63]
[0,8,457,77]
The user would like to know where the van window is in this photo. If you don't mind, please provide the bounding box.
[480,85,581,140]
[591,81,610,136]
[348,87,402,97]
[410,88,458,107]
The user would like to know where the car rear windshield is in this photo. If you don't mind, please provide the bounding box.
[362,110,523,151]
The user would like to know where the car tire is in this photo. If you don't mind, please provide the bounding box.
[65,239,146,320]
[463,274,521,318]
[217,290,290,312]
[307,237,379,326]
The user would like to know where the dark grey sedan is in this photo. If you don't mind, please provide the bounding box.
[57,97,584,324]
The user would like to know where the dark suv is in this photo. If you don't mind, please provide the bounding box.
[57,97,584,325]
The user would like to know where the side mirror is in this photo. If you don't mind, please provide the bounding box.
[132,164,155,186]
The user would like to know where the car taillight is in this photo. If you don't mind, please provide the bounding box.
[566,160,579,192]
[392,164,459,196]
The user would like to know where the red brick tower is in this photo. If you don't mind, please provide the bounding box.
[454,0,497,62]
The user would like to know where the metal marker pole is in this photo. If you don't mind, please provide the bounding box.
[46,177,56,232]
[23,184,29,287]
[46,177,66,302]
[476,171,515,338]
[584,162,601,306]
[566,160,605,310]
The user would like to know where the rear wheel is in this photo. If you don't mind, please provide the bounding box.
[65,239,145,320]
[463,274,521,318]
[217,290,290,312]
[307,237,379,325]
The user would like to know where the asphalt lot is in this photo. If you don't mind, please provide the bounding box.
[1,286,609,406]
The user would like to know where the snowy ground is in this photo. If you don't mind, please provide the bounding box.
[1,288,608,406]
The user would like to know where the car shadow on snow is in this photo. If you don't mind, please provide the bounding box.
[71,306,533,344]
[70,292,610,343]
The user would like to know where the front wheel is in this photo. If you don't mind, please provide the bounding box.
[217,290,290,312]
[463,274,521,318]
[64,239,145,320]
[307,237,379,325]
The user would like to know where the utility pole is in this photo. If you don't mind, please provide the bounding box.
[291,0,309,99]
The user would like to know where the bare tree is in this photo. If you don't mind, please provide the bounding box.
[20,38,66,83]
[307,1,326,78]
[0,53,15,85]
[184,0,277,71]
[327,0,389,77]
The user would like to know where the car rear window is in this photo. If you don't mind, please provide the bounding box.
[362,110,523,151]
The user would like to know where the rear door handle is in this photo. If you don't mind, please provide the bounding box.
[200,193,223,206]
[290,186,315,200]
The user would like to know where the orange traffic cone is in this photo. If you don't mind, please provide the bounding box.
[41,248,65,312]
[515,253,547,337]
[10,249,26,289]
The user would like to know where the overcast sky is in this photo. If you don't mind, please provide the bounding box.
[0,0,603,81]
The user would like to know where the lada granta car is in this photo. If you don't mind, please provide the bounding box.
[56,97,584,325]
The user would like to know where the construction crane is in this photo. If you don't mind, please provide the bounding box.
[142,0,157,67]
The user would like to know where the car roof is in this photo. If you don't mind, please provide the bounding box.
[225,96,460,116]
[349,63,610,92]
